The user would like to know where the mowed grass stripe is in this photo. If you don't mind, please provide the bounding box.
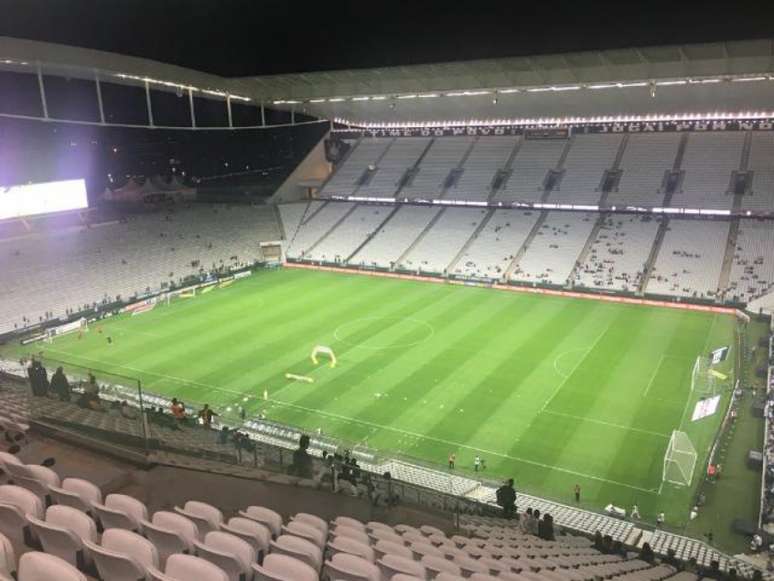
[23,268,734,526]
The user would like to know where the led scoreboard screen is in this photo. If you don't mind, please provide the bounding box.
[0,179,88,221]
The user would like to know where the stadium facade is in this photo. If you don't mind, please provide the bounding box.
[1,34,773,578]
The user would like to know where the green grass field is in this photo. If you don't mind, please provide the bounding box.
[14,267,738,527]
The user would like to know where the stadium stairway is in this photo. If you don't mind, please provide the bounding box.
[301,203,360,256]
[273,204,287,241]
[638,218,670,296]
[344,205,401,264]
[350,137,399,198]
[567,213,608,288]
[502,210,549,282]
[394,138,438,199]
[445,208,496,275]
[486,137,524,202]
[393,207,445,270]
[717,219,740,300]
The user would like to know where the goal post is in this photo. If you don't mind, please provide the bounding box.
[662,430,697,487]
[690,355,719,397]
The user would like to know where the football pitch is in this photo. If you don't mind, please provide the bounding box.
[20,267,737,526]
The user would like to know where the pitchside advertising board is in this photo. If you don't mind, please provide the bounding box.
[0,179,88,220]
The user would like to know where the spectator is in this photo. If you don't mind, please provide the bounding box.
[170,398,186,423]
[120,401,137,420]
[593,530,604,551]
[529,509,540,535]
[197,404,217,428]
[520,508,534,533]
[290,434,313,479]
[496,478,517,519]
[538,513,555,541]
[639,542,654,564]
[27,359,49,397]
[50,367,71,401]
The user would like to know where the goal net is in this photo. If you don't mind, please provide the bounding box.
[690,355,720,397]
[662,430,697,487]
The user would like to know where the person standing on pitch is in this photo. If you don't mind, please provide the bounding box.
[448,453,456,470]
[574,483,581,503]
[474,455,481,472]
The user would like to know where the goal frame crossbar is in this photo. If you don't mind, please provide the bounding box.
[662,430,698,487]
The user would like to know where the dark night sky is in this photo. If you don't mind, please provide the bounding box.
[0,0,773,77]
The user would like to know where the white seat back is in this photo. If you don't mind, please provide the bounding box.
[281,521,324,549]
[106,494,148,529]
[0,453,22,475]
[165,554,229,581]
[61,478,101,511]
[324,552,380,581]
[270,534,322,572]
[103,528,159,570]
[292,513,327,537]
[17,552,86,581]
[84,538,147,581]
[221,517,270,559]
[92,502,138,532]
[27,515,85,568]
[46,505,98,544]
[327,535,374,562]
[377,553,426,580]
[332,525,371,546]
[332,516,365,531]
[239,506,282,538]
[373,539,412,561]
[48,486,88,514]
[24,466,60,488]
[0,532,16,577]
[252,553,317,581]
[422,554,462,577]
[203,531,255,570]
[142,512,198,566]
[12,476,50,504]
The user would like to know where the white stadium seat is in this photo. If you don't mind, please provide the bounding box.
[28,505,98,568]
[270,534,322,572]
[141,511,199,566]
[0,484,44,546]
[252,553,318,581]
[327,534,375,562]
[377,553,426,580]
[92,493,148,532]
[17,552,86,581]
[0,532,16,579]
[175,500,223,539]
[239,506,282,539]
[195,530,256,581]
[323,552,380,581]
[85,528,159,581]
[48,477,102,515]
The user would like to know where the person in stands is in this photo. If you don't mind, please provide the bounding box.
[496,478,517,519]
[197,403,218,428]
[50,367,71,402]
[290,434,313,479]
[170,398,186,424]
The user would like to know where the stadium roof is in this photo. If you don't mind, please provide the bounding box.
[3,36,774,126]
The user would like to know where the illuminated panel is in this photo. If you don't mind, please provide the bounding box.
[0,179,88,220]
